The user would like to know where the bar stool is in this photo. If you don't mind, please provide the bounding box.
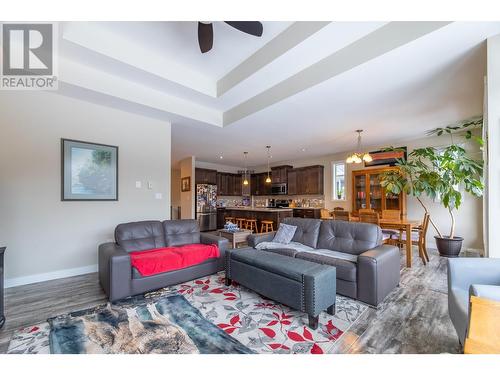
[235,217,246,229]
[224,216,235,223]
[246,219,258,233]
[260,220,274,233]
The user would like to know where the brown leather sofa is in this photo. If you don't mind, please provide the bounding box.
[98,219,229,301]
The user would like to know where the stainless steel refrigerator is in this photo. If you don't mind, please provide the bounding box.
[196,184,217,231]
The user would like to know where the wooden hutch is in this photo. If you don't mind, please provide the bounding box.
[351,166,406,217]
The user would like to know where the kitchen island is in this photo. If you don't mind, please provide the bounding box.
[216,207,293,231]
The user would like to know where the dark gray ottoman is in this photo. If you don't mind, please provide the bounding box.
[225,249,336,329]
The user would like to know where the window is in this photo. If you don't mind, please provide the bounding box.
[332,161,346,200]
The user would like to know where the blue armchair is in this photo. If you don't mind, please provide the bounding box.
[447,258,500,346]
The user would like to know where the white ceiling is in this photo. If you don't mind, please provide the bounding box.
[54,21,500,168]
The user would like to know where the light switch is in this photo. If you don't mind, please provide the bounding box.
[148,181,153,189]
[155,193,163,200]
[135,181,142,188]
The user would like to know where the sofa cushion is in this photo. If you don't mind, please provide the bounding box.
[272,223,297,244]
[317,220,383,255]
[282,217,322,248]
[163,219,201,247]
[295,252,357,282]
[115,220,166,252]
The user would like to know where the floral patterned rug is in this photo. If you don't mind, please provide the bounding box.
[7,272,368,354]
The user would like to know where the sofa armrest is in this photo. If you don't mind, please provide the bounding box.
[98,242,131,301]
[357,245,400,306]
[448,258,500,295]
[248,232,276,248]
[200,233,230,264]
[469,284,500,303]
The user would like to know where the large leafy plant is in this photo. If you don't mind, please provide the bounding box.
[380,117,484,239]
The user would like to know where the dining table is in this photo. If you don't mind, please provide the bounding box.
[350,217,422,268]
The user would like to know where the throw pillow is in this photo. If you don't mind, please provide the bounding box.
[272,223,297,244]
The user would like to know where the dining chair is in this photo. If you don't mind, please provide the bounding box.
[399,213,430,265]
[360,212,393,245]
[382,209,401,220]
[333,207,344,211]
[381,209,402,242]
[358,208,374,215]
[320,208,333,220]
[333,210,351,221]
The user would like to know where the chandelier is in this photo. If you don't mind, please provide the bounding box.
[346,130,372,164]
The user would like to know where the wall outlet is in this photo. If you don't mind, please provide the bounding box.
[155,193,163,200]
[135,181,142,188]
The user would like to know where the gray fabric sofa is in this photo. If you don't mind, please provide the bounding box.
[447,258,500,346]
[98,219,229,301]
[247,217,400,306]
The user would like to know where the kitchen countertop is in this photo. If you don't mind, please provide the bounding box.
[221,207,293,212]
[289,207,323,209]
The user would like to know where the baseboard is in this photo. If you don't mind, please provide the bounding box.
[5,264,98,289]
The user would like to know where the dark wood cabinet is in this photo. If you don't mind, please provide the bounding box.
[293,208,321,219]
[195,168,217,185]
[216,172,243,196]
[251,172,272,196]
[288,165,324,195]
[271,165,293,184]
[217,208,226,229]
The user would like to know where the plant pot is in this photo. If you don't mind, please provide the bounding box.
[434,236,464,257]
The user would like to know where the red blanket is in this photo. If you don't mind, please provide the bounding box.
[130,243,220,277]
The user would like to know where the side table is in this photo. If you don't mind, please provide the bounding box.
[218,229,252,249]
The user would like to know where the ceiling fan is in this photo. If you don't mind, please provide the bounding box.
[197,21,263,53]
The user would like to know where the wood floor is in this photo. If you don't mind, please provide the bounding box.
[0,247,460,354]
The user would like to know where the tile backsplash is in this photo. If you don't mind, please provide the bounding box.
[217,196,250,207]
[253,196,325,208]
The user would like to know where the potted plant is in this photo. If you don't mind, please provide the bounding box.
[380,117,484,257]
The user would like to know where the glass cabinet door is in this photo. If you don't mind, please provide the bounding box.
[370,174,382,212]
[354,174,367,210]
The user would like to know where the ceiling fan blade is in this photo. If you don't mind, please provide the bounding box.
[224,21,263,37]
[198,22,213,53]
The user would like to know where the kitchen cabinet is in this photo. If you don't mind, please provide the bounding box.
[195,168,217,185]
[271,165,293,184]
[352,167,406,216]
[287,170,297,195]
[293,208,321,219]
[287,165,324,195]
[217,172,243,196]
[251,172,271,196]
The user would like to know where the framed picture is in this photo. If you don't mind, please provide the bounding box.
[61,139,118,201]
[181,176,191,192]
[364,147,407,167]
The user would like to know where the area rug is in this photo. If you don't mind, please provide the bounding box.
[7,272,368,354]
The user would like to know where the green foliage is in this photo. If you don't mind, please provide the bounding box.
[379,121,484,238]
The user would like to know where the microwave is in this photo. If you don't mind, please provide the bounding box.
[271,183,287,195]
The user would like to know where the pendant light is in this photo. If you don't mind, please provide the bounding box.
[242,151,249,185]
[265,146,272,183]
[346,130,372,164]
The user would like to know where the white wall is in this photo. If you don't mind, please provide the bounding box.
[180,156,195,219]
[486,34,500,258]
[255,133,484,252]
[0,91,171,286]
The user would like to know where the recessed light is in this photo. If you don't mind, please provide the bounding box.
[301,148,307,152]
[219,154,223,159]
